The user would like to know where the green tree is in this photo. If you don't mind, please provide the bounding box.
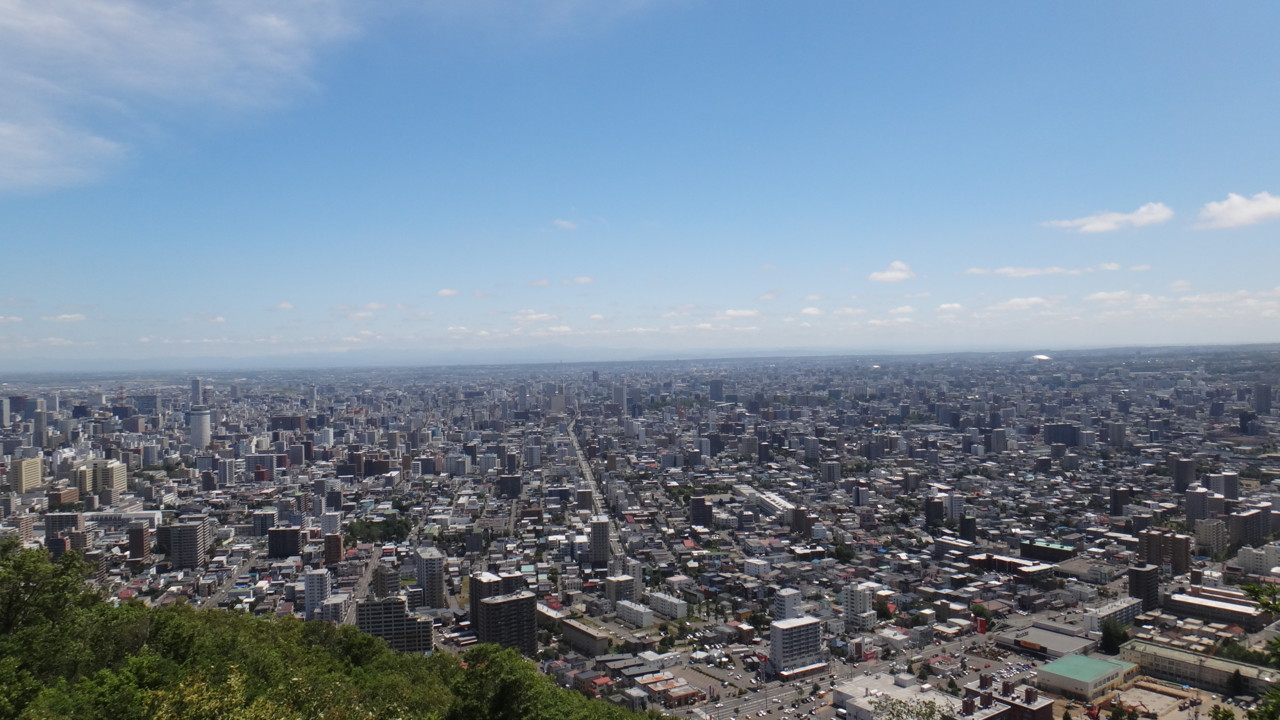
[1209,705,1235,720]
[871,696,956,720]
[1100,619,1129,655]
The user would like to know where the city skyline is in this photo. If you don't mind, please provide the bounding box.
[3,1,1279,369]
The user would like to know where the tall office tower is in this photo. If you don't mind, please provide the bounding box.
[356,596,433,653]
[804,436,820,462]
[32,411,48,447]
[1104,421,1126,447]
[1185,485,1213,522]
[959,514,978,542]
[1110,485,1132,516]
[156,520,212,569]
[1255,383,1273,414]
[127,522,152,561]
[323,533,343,565]
[1174,457,1197,494]
[589,515,610,567]
[76,458,127,496]
[842,581,882,630]
[0,396,8,427]
[1137,528,1192,576]
[990,427,1009,453]
[190,377,204,407]
[45,512,84,542]
[469,571,504,621]
[9,456,43,493]
[267,525,303,558]
[1209,472,1240,501]
[708,379,725,402]
[188,406,212,450]
[613,381,627,409]
[689,495,713,527]
[769,616,824,675]
[820,460,841,485]
[306,384,319,408]
[304,568,332,621]
[476,590,537,656]
[773,587,802,620]
[414,546,447,608]
[1128,564,1161,611]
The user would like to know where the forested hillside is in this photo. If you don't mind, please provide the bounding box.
[0,539,658,720]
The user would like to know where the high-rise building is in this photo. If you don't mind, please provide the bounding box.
[1255,383,1273,414]
[1128,564,1161,611]
[689,496,712,527]
[589,515,610,568]
[267,525,304,559]
[769,616,824,676]
[414,546,447,608]
[190,377,204,407]
[157,520,212,569]
[1174,457,1197,494]
[9,456,43,493]
[304,568,332,621]
[708,379,724,402]
[45,512,84,542]
[841,581,881,630]
[1137,528,1192,576]
[773,587,802,620]
[127,522,152,561]
[188,406,212,450]
[356,596,433,653]
[75,458,127,496]
[476,590,537,656]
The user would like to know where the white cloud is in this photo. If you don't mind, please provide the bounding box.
[209,316,226,323]
[936,303,963,312]
[1130,264,1151,272]
[1169,280,1192,292]
[362,302,385,310]
[1044,202,1173,233]
[512,310,558,323]
[588,314,604,321]
[758,290,782,301]
[832,307,865,316]
[437,288,459,296]
[0,1,354,192]
[1198,191,1280,228]
[720,309,760,318]
[272,301,294,310]
[1097,263,1121,271]
[799,307,823,316]
[529,278,550,287]
[1084,291,1131,303]
[346,311,374,320]
[868,260,916,283]
[446,326,470,334]
[43,313,85,322]
[989,297,1049,311]
[966,266,1080,278]
[565,275,594,285]
[804,294,824,302]
[553,219,577,230]
[546,325,572,334]
[888,305,915,315]
[0,316,22,323]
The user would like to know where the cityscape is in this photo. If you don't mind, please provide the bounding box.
[3,1,1280,718]
[2,345,1280,718]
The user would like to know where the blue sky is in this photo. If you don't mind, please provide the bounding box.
[2,1,1279,368]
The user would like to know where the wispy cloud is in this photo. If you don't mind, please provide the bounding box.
[437,288,459,296]
[965,263,1128,278]
[720,309,760,318]
[832,307,865,316]
[0,1,355,192]
[936,303,963,312]
[0,316,22,323]
[1198,191,1280,229]
[989,297,1049,311]
[553,219,577,230]
[1044,202,1173,233]
[529,278,550,287]
[564,275,594,285]
[888,305,915,315]
[799,307,823,316]
[272,301,294,310]
[43,313,86,322]
[868,260,916,283]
